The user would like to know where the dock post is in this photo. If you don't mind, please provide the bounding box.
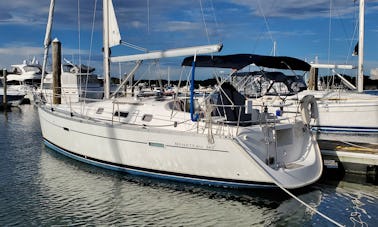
[52,38,62,105]
[131,75,135,97]
[308,67,318,90]
[2,69,7,109]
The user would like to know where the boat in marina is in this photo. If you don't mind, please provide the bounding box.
[202,53,378,144]
[2,59,42,102]
[224,1,377,144]
[289,0,378,141]
[238,67,378,139]
[37,0,323,189]
[281,89,378,137]
[0,72,26,106]
[40,59,104,104]
[0,85,26,106]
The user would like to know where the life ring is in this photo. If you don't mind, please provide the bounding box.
[300,95,318,125]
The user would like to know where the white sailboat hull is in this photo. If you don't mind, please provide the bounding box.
[313,100,378,133]
[293,91,378,139]
[258,90,378,140]
[38,104,322,189]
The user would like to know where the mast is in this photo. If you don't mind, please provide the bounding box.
[357,0,365,92]
[103,0,111,99]
[40,0,55,91]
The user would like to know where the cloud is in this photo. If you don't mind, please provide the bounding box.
[0,42,91,70]
[0,41,43,55]
[0,1,49,25]
[154,21,201,32]
[0,0,376,77]
[229,0,364,19]
[0,44,43,69]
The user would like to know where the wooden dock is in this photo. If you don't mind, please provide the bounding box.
[319,140,378,177]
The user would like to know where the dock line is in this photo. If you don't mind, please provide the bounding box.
[272,179,344,227]
[235,137,344,227]
[339,141,377,152]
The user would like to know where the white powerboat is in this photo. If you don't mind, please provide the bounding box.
[40,60,104,104]
[5,59,42,102]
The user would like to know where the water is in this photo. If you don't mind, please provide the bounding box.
[0,105,377,226]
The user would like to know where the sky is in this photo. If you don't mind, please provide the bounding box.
[0,0,377,80]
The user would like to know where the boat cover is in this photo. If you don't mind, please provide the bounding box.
[181,54,311,71]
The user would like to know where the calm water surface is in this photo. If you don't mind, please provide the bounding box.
[0,105,377,226]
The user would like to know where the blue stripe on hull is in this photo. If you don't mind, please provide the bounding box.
[43,139,276,189]
[312,126,378,133]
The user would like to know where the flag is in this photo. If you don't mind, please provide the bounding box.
[352,42,358,56]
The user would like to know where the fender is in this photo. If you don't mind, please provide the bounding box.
[300,95,318,125]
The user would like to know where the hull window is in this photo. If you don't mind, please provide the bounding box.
[96,107,104,114]
[148,142,165,148]
[113,111,129,118]
[142,114,153,122]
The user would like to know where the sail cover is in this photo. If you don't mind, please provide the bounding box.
[108,0,121,47]
[181,54,311,71]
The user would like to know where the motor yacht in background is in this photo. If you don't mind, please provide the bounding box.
[0,79,26,106]
[5,59,42,102]
[40,59,103,103]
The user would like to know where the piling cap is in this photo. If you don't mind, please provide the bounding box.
[52,38,60,42]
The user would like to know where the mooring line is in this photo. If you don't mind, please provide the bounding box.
[341,140,377,151]
[272,179,344,227]
[235,137,344,226]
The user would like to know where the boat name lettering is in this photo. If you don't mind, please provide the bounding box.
[174,142,215,150]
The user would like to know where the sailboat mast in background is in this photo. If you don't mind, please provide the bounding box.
[358,0,364,92]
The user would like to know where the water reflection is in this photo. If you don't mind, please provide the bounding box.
[36,145,328,226]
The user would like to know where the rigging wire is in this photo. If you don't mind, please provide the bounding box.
[343,1,359,74]
[209,0,221,43]
[199,0,211,45]
[120,40,148,52]
[257,0,275,50]
[327,0,333,88]
[88,0,98,88]
[147,0,150,34]
[77,0,81,67]
[332,2,359,76]
[77,0,82,105]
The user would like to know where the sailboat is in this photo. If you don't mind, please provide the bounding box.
[37,0,323,189]
[240,0,378,144]
[297,0,378,142]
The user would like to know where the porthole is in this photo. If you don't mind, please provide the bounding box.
[96,107,104,114]
[142,114,153,122]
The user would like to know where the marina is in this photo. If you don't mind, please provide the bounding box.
[0,105,377,226]
[0,0,377,226]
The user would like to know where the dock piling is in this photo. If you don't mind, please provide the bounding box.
[52,38,62,105]
[2,69,7,110]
